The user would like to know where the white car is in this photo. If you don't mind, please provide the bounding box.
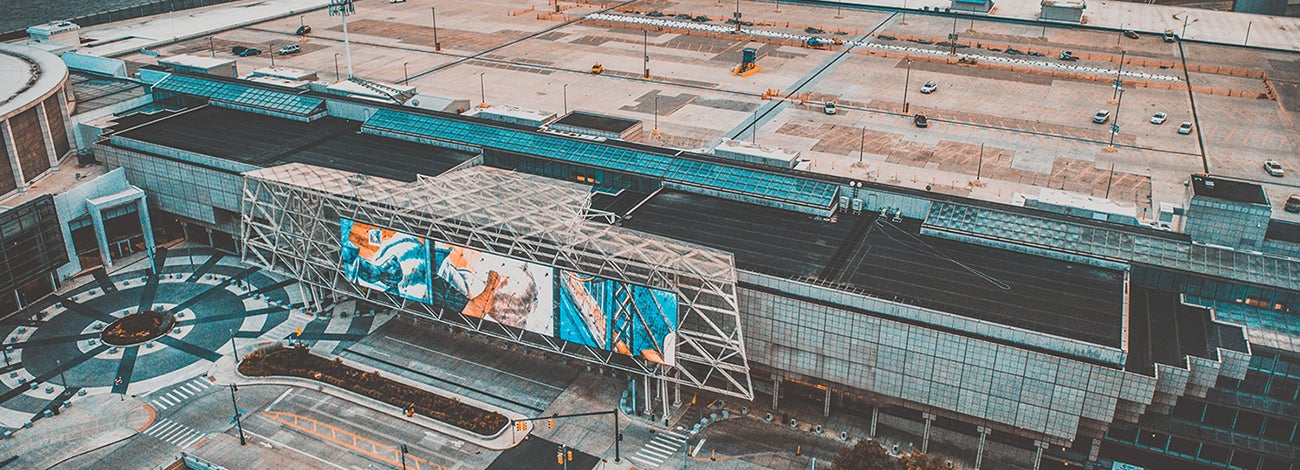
[1264,160,1285,177]
[1092,110,1111,124]
[919,81,938,94]
[1150,112,1167,125]
[1178,122,1193,134]
[824,101,837,115]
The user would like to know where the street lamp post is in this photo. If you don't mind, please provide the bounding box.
[1112,50,1126,103]
[1177,13,1198,39]
[643,30,650,79]
[403,62,409,84]
[1107,87,1125,151]
[230,384,247,445]
[334,53,340,82]
[56,359,66,387]
[328,0,356,79]
[562,83,568,114]
[209,37,214,57]
[479,72,487,107]
[431,6,441,51]
[1245,21,1252,45]
[903,59,913,114]
[653,95,659,135]
[229,328,239,363]
[400,444,409,470]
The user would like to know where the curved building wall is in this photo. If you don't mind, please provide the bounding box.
[0,44,73,198]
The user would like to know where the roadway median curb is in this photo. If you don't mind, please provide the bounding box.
[207,343,528,451]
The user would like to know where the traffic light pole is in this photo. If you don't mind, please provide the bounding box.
[512,409,622,463]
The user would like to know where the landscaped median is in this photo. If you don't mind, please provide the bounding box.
[238,345,509,438]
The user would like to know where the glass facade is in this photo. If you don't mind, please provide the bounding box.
[0,195,67,313]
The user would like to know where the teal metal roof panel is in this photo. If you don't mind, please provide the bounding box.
[154,75,323,116]
[363,109,836,209]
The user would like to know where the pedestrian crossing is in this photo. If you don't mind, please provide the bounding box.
[628,429,689,468]
[142,418,206,448]
[148,376,213,411]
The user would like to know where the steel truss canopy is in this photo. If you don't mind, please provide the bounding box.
[240,162,753,399]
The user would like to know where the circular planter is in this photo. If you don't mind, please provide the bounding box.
[101,310,176,346]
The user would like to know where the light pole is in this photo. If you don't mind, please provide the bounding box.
[1176,13,1198,39]
[328,0,356,79]
[431,6,441,52]
[56,359,66,387]
[1245,21,1252,45]
[334,53,340,82]
[1111,50,1126,103]
[643,30,650,79]
[270,47,275,67]
[400,444,409,469]
[652,95,659,135]
[836,0,843,18]
[403,61,409,84]
[209,37,214,57]
[902,59,912,114]
[229,328,239,363]
[1107,87,1125,152]
[299,15,305,29]
[230,384,246,445]
[562,83,568,114]
[479,72,487,108]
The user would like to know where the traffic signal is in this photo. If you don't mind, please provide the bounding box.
[548,418,554,429]
[567,450,573,461]
[515,421,526,431]
[556,454,564,464]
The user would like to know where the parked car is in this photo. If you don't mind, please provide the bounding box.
[1092,110,1111,124]
[295,25,312,36]
[1124,30,1140,39]
[277,44,301,55]
[237,48,262,57]
[1285,194,1300,213]
[1264,160,1285,177]
[914,114,928,128]
[1150,112,1167,125]
[920,81,938,94]
[1163,29,1177,42]
[1058,50,1079,61]
[231,45,248,54]
[1177,122,1193,134]
[823,101,837,115]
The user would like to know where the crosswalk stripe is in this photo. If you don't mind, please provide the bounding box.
[628,455,661,467]
[151,399,168,410]
[664,431,689,441]
[646,441,676,452]
[155,425,189,442]
[156,396,174,407]
[183,384,201,394]
[178,433,205,448]
[653,435,685,447]
[166,391,185,402]
[640,445,673,459]
[145,420,178,437]
[192,379,211,389]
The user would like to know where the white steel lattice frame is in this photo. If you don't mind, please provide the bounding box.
[240,163,753,399]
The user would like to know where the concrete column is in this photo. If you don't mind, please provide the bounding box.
[35,101,58,168]
[921,412,935,453]
[869,406,878,437]
[772,376,781,411]
[136,196,156,269]
[644,374,652,416]
[204,227,213,246]
[56,89,75,147]
[1,120,27,192]
[660,376,669,424]
[673,380,681,407]
[974,426,989,470]
[89,206,113,268]
[1033,440,1047,470]
[823,387,831,417]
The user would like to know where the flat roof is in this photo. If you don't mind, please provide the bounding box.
[67,71,146,115]
[113,106,475,182]
[553,111,640,134]
[624,190,1125,347]
[1191,174,1268,206]
[1127,287,1248,376]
